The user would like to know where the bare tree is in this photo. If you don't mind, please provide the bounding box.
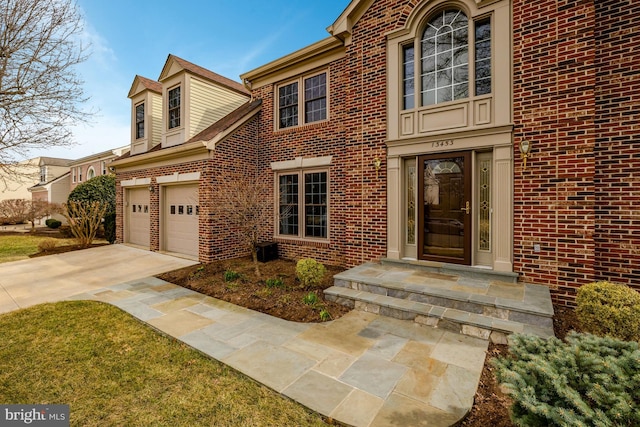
[25,200,60,230]
[62,200,105,248]
[0,0,90,187]
[0,198,29,223]
[213,172,270,278]
[0,198,58,229]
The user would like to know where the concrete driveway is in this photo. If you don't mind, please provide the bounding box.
[0,245,198,314]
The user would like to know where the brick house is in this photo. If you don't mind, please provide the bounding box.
[111,54,258,260]
[69,146,128,191]
[114,0,639,305]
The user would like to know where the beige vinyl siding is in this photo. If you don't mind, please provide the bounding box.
[151,93,163,147]
[188,78,248,138]
[0,161,38,201]
[50,175,70,204]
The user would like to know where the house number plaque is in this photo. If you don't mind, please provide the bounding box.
[431,139,454,148]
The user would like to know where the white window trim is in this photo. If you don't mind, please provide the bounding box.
[87,166,96,180]
[72,167,76,183]
[167,85,181,130]
[274,166,330,242]
[102,161,107,175]
[78,167,82,182]
[135,101,145,139]
[275,69,329,130]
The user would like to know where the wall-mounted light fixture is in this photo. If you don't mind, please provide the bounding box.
[148,185,155,193]
[374,157,382,179]
[519,140,532,170]
[109,166,115,172]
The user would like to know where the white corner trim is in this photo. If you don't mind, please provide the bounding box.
[156,172,201,184]
[270,155,333,171]
[121,177,151,187]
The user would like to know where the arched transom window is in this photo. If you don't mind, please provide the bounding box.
[402,8,491,110]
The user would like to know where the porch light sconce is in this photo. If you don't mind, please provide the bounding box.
[520,140,532,170]
[148,185,155,193]
[374,157,382,179]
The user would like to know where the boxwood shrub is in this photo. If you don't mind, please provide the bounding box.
[576,281,640,342]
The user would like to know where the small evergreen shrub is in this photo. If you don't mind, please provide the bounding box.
[576,281,640,342]
[296,258,326,288]
[319,309,332,321]
[223,270,240,282]
[493,332,640,427]
[303,291,319,306]
[45,218,61,229]
[103,212,116,244]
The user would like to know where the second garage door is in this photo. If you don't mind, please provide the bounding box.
[164,184,199,258]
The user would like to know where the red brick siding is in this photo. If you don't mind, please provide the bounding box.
[253,0,417,268]
[594,0,640,288]
[70,159,110,191]
[116,116,259,263]
[513,0,598,305]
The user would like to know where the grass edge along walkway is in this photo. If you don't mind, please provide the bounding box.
[0,300,329,427]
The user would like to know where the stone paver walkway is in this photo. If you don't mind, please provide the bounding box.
[70,276,489,427]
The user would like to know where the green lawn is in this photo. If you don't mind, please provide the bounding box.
[0,301,327,427]
[0,233,68,263]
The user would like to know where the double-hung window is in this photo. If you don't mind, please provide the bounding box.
[168,86,181,129]
[402,9,492,109]
[277,170,328,239]
[277,71,327,129]
[135,102,145,139]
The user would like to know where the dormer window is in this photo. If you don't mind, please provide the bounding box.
[135,103,145,139]
[39,166,46,183]
[168,86,181,129]
[402,9,492,110]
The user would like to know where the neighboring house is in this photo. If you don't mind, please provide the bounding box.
[25,157,72,224]
[69,146,129,191]
[28,172,71,223]
[1,157,71,202]
[111,54,255,259]
[113,0,640,305]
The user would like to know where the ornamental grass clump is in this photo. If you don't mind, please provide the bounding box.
[493,332,640,427]
[576,281,640,342]
[296,258,326,288]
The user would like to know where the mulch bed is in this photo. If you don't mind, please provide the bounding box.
[156,257,351,323]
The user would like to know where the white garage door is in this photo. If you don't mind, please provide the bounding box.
[126,187,150,248]
[164,184,199,257]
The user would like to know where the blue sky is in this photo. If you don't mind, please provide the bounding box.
[35,0,349,160]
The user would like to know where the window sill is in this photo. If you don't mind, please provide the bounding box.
[274,119,330,134]
[274,236,330,248]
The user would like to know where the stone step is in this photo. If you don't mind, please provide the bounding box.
[380,258,520,284]
[324,286,554,342]
[326,262,555,341]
